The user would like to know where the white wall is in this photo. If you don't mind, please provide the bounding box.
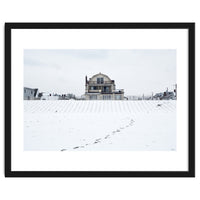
[41,95,59,100]
[0,1,199,200]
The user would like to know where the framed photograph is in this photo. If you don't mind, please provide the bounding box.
[5,23,195,177]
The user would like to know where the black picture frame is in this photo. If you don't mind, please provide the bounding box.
[5,23,195,177]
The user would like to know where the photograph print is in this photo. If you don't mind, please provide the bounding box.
[24,49,177,152]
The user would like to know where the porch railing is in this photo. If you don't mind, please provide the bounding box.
[88,81,113,85]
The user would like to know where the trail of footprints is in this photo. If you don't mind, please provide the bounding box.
[61,118,135,151]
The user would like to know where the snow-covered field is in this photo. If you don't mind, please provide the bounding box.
[24,100,176,151]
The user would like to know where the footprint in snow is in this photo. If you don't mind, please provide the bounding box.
[94,139,101,144]
[105,135,110,139]
[61,149,67,151]
[112,131,116,135]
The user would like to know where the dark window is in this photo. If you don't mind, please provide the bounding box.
[90,86,97,90]
[103,86,109,92]
[97,77,104,84]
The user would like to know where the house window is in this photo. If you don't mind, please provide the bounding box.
[97,77,104,84]
[103,95,111,100]
[103,86,110,93]
[90,86,98,90]
[90,95,97,100]
[115,95,121,100]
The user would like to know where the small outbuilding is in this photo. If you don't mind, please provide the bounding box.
[24,87,39,100]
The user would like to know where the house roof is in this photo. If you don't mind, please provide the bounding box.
[90,72,112,81]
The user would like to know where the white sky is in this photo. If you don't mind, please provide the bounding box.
[24,49,176,96]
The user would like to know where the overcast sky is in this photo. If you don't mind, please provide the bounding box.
[24,49,176,96]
